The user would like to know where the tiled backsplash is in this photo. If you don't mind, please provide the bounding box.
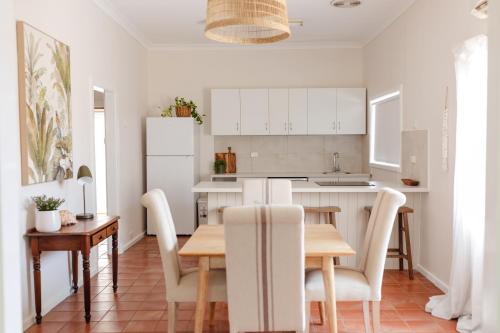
[214,135,363,173]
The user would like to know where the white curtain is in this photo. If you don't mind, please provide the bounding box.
[425,35,488,333]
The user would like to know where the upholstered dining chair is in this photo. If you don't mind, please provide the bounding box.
[223,205,306,333]
[242,179,293,205]
[304,188,406,333]
[141,189,227,333]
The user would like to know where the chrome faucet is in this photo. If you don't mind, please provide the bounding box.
[332,152,341,172]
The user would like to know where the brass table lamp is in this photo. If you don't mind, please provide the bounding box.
[76,165,94,219]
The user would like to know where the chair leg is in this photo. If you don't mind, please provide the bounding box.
[167,302,177,333]
[306,302,311,333]
[209,302,216,326]
[372,301,380,333]
[403,213,414,280]
[318,302,326,325]
[329,212,340,265]
[398,213,404,271]
[362,301,371,333]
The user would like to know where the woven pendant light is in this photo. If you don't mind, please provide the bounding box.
[205,0,291,44]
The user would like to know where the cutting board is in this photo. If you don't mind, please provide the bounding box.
[215,147,236,173]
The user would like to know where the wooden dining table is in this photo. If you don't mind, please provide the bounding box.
[178,224,355,333]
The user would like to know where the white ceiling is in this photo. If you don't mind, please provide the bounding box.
[95,0,416,48]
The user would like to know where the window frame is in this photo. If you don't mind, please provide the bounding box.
[369,87,403,172]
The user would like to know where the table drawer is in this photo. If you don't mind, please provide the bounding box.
[91,229,107,246]
[106,223,118,236]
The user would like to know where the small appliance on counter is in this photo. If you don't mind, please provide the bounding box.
[197,197,208,225]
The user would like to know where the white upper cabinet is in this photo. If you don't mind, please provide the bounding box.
[337,88,366,134]
[269,89,289,135]
[211,89,241,135]
[240,89,269,135]
[288,89,308,135]
[211,87,366,136]
[307,88,337,135]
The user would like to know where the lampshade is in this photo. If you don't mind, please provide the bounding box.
[205,0,291,45]
[77,165,93,185]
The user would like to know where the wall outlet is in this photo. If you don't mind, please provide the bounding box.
[410,155,417,164]
[250,152,258,158]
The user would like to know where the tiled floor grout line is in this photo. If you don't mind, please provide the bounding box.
[25,236,457,333]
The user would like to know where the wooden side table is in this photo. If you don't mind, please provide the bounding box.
[26,215,120,324]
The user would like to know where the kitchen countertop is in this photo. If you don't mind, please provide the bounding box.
[193,181,429,193]
[210,172,370,178]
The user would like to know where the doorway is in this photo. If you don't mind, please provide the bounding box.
[93,87,109,267]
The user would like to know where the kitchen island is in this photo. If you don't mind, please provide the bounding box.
[193,180,428,269]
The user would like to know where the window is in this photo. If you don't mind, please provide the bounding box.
[369,89,402,171]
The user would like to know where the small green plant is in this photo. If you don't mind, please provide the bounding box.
[161,97,205,125]
[214,159,227,174]
[32,195,65,211]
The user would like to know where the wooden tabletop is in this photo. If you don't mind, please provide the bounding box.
[179,224,356,257]
[26,215,119,237]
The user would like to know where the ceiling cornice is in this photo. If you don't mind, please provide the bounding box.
[93,0,152,48]
[148,40,363,51]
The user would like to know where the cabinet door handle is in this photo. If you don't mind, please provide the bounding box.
[289,122,293,132]
[236,122,239,132]
[284,121,287,132]
[265,122,268,131]
[338,121,341,131]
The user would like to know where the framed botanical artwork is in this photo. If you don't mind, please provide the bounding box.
[16,22,73,185]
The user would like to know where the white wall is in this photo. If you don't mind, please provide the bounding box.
[11,0,148,328]
[483,0,500,331]
[0,0,23,331]
[147,47,364,179]
[363,0,486,285]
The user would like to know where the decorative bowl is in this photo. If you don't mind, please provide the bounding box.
[401,178,420,186]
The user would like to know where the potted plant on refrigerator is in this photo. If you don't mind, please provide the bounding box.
[32,195,65,232]
[161,97,204,124]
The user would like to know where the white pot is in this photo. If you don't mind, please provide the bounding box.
[35,210,61,232]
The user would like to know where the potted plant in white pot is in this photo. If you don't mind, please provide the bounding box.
[32,195,65,232]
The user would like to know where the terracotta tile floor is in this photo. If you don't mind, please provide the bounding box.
[25,236,457,333]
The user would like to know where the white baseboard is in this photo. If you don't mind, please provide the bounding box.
[23,287,72,330]
[119,231,145,254]
[417,264,449,293]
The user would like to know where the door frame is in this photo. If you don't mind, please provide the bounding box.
[89,81,120,249]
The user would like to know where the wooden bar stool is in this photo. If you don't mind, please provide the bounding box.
[365,205,415,280]
[303,206,341,265]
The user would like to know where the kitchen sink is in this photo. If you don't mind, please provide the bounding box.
[315,181,375,187]
[321,171,351,175]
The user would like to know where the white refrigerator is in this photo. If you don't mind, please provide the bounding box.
[146,117,199,235]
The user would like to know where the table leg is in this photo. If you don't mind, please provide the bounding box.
[322,256,338,333]
[82,240,91,323]
[31,239,42,324]
[194,256,209,333]
[71,251,79,293]
[112,232,118,292]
